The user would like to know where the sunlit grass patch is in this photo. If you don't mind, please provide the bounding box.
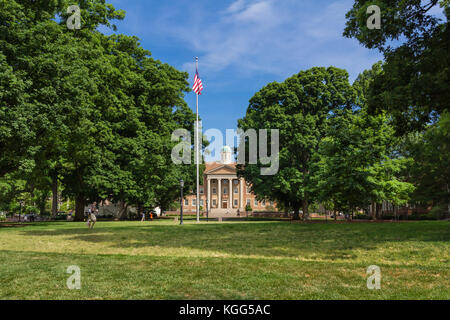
[0,220,448,299]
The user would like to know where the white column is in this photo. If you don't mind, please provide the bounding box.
[229,179,232,208]
[240,178,244,210]
[207,178,211,211]
[218,179,221,209]
[231,179,234,208]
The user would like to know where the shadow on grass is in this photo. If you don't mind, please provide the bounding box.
[0,222,68,228]
[18,220,450,260]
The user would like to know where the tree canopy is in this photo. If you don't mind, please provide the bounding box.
[0,0,199,219]
[344,0,449,134]
[237,67,356,220]
[238,63,417,220]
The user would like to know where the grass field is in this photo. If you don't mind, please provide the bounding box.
[0,219,448,299]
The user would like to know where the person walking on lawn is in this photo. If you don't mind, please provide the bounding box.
[87,202,97,229]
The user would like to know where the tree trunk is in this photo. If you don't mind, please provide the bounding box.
[38,192,47,215]
[371,202,376,220]
[51,171,58,217]
[375,203,379,220]
[119,201,129,220]
[447,184,450,220]
[334,210,337,221]
[74,194,85,221]
[302,196,309,221]
[293,204,300,220]
[137,204,142,217]
[376,203,382,220]
[30,184,35,209]
[284,201,289,218]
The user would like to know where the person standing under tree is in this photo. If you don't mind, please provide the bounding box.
[141,211,145,222]
[87,202,98,229]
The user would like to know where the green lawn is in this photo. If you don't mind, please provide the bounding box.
[0,219,448,299]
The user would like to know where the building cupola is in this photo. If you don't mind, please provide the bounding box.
[220,146,232,164]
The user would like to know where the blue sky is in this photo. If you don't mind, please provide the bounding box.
[101,0,386,161]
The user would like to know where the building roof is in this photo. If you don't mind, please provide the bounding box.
[204,162,237,174]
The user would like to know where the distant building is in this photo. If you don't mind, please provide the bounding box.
[180,146,277,216]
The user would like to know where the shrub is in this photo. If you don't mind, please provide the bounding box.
[428,205,448,220]
[354,214,370,220]
[409,213,438,221]
[54,215,68,221]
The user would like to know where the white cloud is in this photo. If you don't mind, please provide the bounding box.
[232,0,276,24]
[149,0,382,81]
[427,3,446,19]
[226,0,247,14]
[302,1,351,40]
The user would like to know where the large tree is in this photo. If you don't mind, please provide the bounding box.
[344,0,449,134]
[402,112,450,217]
[0,0,198,220]
[237,67,356,220]
[314,107,414,219]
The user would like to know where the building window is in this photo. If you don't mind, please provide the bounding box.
[192,199,196,206]
[262,200,266,206]
[246,185,250,194]
[246,199,251,206]
[184,199,189,206]
[234,188,238,194]
[212,188,217,194]
[223,187,228,194]
[270,201,274,206]
[200,200,204,206]
[200,187,204,194]
[212,200,217,206]
[234,180,238,185]
[254,199,258,206]
[234,200,238,206]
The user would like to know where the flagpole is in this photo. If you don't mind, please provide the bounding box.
[195,57,200,223]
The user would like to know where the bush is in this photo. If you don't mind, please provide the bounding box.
[409,213,438,221]
[54,214,67,221]
[428,205,448,220]
[24,205,39,215]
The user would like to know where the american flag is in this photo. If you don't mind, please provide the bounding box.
[192,69,203,95]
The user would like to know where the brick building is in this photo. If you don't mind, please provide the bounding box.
[180,146,277,216]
